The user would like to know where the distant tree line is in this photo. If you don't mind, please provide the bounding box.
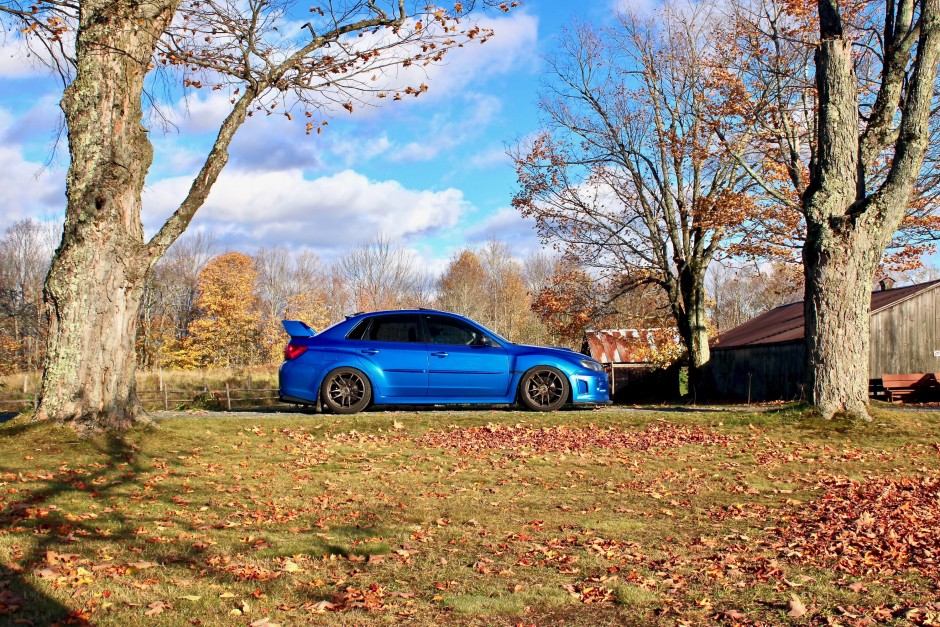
[3,219,936,378]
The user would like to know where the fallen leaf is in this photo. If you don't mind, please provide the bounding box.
[145,600,172,616]
[129,561,157,570]
[787,594,807,618]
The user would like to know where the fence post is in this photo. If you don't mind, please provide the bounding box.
[225,382,232,411]
[163,386,169,411]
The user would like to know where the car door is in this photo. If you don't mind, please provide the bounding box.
[350,314,428,398]
[423,314,511,398]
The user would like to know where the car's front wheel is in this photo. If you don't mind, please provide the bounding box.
[519,366,569,411]
[320,367,372,414]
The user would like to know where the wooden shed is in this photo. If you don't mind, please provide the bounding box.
[584,329,683,402]
[706,279,940,401]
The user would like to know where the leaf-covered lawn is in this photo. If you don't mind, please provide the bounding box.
[0,405,938,626]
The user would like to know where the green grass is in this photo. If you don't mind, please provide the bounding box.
[0,404,937,625]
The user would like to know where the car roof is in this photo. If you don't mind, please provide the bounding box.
[346,309,462,319]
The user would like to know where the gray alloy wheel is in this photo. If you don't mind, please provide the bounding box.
[519,366,569,412]
[320,367,372,414]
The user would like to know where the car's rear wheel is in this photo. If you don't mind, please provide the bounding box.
[519,366,569,412]
[320,367,372,414]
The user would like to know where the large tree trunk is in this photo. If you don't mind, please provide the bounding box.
[36,0,176,430]
[802,224,881,419]
[802,12,940,419]
[672,264,710,399]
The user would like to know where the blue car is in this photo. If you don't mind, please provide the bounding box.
[279,309,610,413]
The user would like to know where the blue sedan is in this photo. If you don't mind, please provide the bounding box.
[278,309,610,414]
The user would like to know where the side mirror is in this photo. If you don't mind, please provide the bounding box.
[473,336,492,347]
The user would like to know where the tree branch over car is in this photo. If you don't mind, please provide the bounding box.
[0,0,504,431]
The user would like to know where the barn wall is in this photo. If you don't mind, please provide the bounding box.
[606,364,682,403]
[870,287,940,378]
[706,342,806,402]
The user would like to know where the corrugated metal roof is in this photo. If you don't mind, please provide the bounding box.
[585,329,678,363]
[712,279,940,349]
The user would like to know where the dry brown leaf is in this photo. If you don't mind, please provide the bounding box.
[787,594,807,618]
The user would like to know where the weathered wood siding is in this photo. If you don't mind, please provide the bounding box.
[606,364,681,403]
[870,286,940,377]
[707,342,806,402]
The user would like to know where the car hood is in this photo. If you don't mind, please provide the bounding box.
[511,344,588,361]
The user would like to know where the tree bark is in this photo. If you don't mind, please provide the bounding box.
[36,0,176,430]
[802,226,880,419]
[803,0,940,419]
[674,264,710,399]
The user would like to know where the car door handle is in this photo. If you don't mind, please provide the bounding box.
[360,349,380,355]
[431,351,449,358]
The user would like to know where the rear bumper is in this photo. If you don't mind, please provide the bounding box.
[570,372,610,403]
[280,394,316,406]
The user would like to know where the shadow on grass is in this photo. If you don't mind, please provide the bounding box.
[0,418,412,624]
[0,429,143,624]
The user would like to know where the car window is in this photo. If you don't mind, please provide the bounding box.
[345,318,371,340]
[363,315,421,343]
[425,315,489,346]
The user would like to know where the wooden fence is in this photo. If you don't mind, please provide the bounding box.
[137,385,284,411]
[0,386,289,413]
[0,397,37,412]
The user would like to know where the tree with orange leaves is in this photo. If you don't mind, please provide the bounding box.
[172,253,263,369]
[530,264,599,346]
[512,4,755,392]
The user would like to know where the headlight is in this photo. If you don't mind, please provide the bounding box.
[579,359,605,373]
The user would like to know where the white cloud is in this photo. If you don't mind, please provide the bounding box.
[0,108,65,231]
[0,37,70,80]
[310,10,539,115]
[142,168,471,254]
[467,145,510,170]
[390,93,502,163]
[422,11,540,96]
[463,207,543,257]
[613,0,661,17]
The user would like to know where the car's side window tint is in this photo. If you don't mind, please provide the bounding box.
[345,319,371,340]
[426,316,486,345]
[367,315,421,343]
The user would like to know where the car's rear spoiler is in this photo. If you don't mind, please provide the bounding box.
[282,320,316,338]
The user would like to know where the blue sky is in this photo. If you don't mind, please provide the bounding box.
[0,0,637,273]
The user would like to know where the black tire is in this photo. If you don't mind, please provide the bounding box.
[320,367,372,414]
[519,366,569,412]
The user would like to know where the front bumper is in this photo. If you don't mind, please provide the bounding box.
[570,371,610,403]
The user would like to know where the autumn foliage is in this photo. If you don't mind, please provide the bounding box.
[170,253,264,369]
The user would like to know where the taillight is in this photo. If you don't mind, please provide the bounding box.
[284,344,307,360]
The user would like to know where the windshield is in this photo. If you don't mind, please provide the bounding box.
[469,318,511,346]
